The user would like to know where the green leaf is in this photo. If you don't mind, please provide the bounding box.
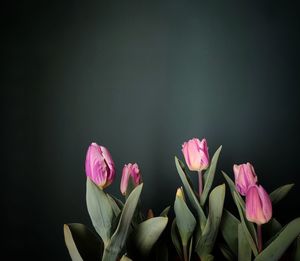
[269,184,294,204]
[63,223,103,261]
[107,194,121,217]
[110,195,124,209]
[160,206,170,217]
[233,192,258,256]
[292,235,300,261]
[130,217,168,256]
[219,243,235,261]
[188,237,193,261]
[86,178,114,246]
[64,224,83,261]
[264,218,282,244]
[102,184,143,261]
[201,254,214,261]
[200,146,222,206]
[223,172,258,248]
[196,184,225,257]
[120,255,132,261]
[171,219,183,259]
[174,190,196,246]
[175,157,206,231]
[220,210,239,255]
[222,171,245,208]
[255,218,300,261]
[238,223,252,261]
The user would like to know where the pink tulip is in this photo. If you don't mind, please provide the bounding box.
[181,138,209,172]
[245,185,272,225]
[120,163,141,195]
[233,163,258,196]
[85,143,115,189]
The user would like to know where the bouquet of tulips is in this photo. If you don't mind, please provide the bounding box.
[64,139,300,261]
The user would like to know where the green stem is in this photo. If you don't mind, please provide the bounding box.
[183,244,188,261]
[198,170,203,198]
[257,224,262,253]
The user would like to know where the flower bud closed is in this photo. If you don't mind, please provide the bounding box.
[85,143,115,189]
[245,185,272,225]
[120,163,141,195]
[181,138,209,171]
[233,163,258,196]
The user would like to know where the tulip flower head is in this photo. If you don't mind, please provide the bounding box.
[85,143,115,189]
[245,185,272,225]
[120,163,141,195]
[234,163,258,196]
[182,138,209,172]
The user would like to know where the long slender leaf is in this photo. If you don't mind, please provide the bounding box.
[269,184,294,204]
[86,178,114,246]
[120,255,132,261]
[175,157,206,231]
[160,206,170,217]
[238,223,252,261]
[196,184,225,257]
[171,219,183,259]
[220,209,239,255]
[107,194,121,217]
[64,223,103,261]
[255,218,300,261]
[174,190,196,246]
[130,217,168,256]
[200,146,222,206]
[201,254,214,261]
[234,192,258,256]
[64,224,84,261]
[102,184,143,261]
[219,243,235,261]
[292,235,300,261]
[188,237,193,261]
[223,172,258,246]
[264,218,282,245]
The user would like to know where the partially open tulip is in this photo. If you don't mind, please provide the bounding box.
[120,163,141,195]
[85,143,115,189]
[245,185,272,225]
[181,138,209,172]
[234,163,258,196]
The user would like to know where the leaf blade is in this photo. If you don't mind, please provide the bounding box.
[269,184,294,204]
[255,218,300,261]
[175,157,206,231]
[86,178,114,246]
[102,184,143,261]
[200,146,222,206]
[131,217,168,256]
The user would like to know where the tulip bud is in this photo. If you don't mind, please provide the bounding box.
[181,138,209,172]
[85,143,115,189]
[176,187,184,199]
[147,209,154,219]
[233,163,258,196]
[120,163,141,195]
[245,185,272,225]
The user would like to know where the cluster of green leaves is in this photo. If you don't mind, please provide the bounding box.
[64,180,168,261]
[172,146,225,261]
[221,172,300,261]
[64,145,300,261]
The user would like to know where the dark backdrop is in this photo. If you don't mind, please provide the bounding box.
[2,0,300,259]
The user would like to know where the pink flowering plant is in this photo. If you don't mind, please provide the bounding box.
[64,139,300,261]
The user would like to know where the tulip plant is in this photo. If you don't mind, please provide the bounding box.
[64,139,300,261]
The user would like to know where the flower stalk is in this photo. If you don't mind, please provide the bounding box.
[257,224,262,253]
[198,170,203,197]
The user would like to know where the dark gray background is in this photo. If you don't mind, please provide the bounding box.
[2,0,300,259]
